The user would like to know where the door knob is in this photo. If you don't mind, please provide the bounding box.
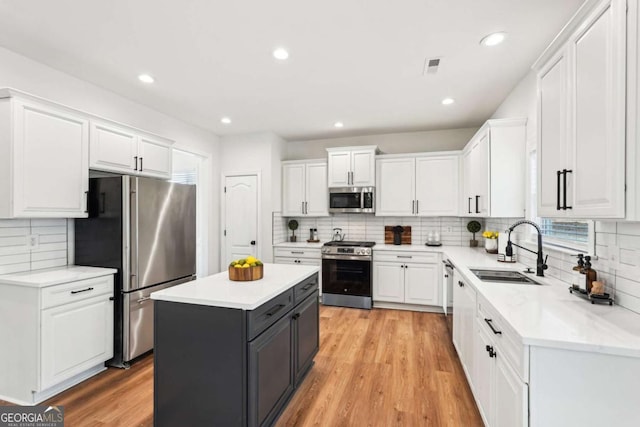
[250,240,256,245]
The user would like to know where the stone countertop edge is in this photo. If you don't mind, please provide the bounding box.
[150,263,319,310]
[0,265,118,288]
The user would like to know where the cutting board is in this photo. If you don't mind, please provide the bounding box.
[384,226,412,245]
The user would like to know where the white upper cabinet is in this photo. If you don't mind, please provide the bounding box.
[0,92,89,218]
[89,121,138,173]
[326,146,377,187]
[90,119,173,179]
[415,155,460,216]
[376,153,459,217]
[282,160,328,217]
[376,157,415,216]
[461,119,526,218]
[534,0,626,219]
[138,134,173,179]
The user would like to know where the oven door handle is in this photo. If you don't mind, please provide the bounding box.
[322,254,372,261]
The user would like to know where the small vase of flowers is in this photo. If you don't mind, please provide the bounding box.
[483,231,499,254]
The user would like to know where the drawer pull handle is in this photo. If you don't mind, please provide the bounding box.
[458,281,464,287]
[265,304,286,317]
[484,318,502,335]
[396,255,412,259]
[291,251,304,254]
[71,287,94,294]
[301,284,314,291]
[137,296,151,304]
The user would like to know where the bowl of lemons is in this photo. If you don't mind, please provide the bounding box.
[228,256,264,281]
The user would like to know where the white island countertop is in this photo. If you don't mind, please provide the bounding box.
[0,265,117,288]
[151,263,319,310]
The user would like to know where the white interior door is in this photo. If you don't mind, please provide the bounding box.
[224,175,258,265]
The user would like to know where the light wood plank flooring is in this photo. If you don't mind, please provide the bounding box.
[1,306,481,426]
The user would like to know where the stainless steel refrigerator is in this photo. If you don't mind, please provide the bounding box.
[75,176,196,367]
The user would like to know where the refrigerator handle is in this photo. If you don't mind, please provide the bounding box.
[129,181,138,291]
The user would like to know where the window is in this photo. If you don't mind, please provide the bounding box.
[529,149,593,252]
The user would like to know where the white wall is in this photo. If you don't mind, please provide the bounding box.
[286,127,479,160]
[0,46,221,274]
[220,132,286,263]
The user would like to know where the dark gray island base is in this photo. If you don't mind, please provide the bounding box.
[153,272,319,427]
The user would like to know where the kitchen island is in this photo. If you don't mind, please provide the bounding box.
[150,263,320,427]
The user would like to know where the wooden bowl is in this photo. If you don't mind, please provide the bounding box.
[228,265,264,281]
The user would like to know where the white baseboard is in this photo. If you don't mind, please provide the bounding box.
[373,302,445,313]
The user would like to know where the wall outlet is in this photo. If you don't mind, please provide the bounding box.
[27,234,39,250]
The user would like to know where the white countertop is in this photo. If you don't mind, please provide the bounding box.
[0,265,117,288]
[441,247,640,358]
[151,263,319,310]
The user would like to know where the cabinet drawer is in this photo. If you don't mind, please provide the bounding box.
[294,273,318,304]
[373,251,439,264]
[247,289,294,341]
[274,248,321,259]
[41,275,114,309]
[477,297,528,382]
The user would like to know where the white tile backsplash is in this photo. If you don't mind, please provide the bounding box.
[0,219,68,274]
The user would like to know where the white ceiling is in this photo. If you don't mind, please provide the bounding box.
[0,0,584,141]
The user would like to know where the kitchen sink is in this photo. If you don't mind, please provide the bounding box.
[470,269,542,285]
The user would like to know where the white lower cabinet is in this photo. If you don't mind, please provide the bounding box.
[274,246,322,295]
[41,294,114,390]
[452,270,477,381]
[470,295,528,427]
[373,251,440,307]
[0,273,115,404]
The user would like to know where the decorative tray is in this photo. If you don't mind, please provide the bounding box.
[569,286,613,305]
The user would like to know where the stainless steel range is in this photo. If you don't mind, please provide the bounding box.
[321,241,375,309]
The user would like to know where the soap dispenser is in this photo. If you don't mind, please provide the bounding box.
[583,256,597,294]
[572,254,585,291]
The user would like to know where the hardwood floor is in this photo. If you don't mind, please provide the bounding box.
[1,306,482,427]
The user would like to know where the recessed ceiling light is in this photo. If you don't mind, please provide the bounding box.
[221,117,232,125]
[442,98,455,105]
[480,32,507,47]
[138,74,155,84]
[334,122,344,128]
[273,48,290,60]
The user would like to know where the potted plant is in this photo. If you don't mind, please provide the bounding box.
[467,220,481,247]
[288,219,299,242]
[482,230,499,254]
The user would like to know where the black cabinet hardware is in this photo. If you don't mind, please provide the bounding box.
[562,169,572,210]
[134,156,138,171]
[475,195,480,214]
[486,345,496,358]
[468,197,472,214]
[458,281,464,287]
[484,318,502,335]
[140,157,143,172]
[84,190,89,213]
[416,200,419,214]
[265,304,286,317]
[71,287,94,294]
[292,313,301,320]
[250,240,256,245]
[556,170,561,210]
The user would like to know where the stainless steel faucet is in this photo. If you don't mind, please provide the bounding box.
[505,220,548,277]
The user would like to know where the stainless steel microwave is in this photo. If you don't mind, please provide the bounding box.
[328,187,375,213]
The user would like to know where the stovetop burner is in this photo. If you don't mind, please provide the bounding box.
[323,241,376,248]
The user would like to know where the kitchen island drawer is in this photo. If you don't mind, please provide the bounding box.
[42,275,113,309]
[293,273,318,304]
[247,289,294,340]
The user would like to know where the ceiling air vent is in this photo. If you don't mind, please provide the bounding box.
[424,58,440,75]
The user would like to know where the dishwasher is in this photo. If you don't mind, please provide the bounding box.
[442,259,455,337]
